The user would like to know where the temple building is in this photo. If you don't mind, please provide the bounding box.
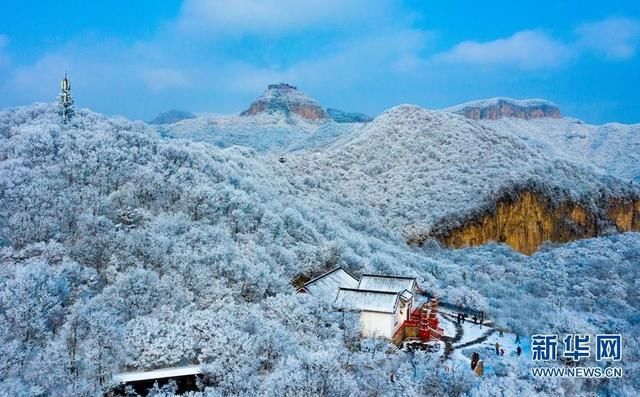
[299,268,422,339]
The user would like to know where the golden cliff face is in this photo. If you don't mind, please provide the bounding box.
[607,199,640,231]
[410,191,640,255]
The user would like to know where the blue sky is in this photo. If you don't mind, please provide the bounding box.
[1,0,639,123]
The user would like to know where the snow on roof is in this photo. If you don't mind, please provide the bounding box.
[334,288,399,313]
[444,97,557,112]
[113,365,202,384]
[358,274,416,294]
[300,267,358,297]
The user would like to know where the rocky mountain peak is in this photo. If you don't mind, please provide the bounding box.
[446,97,561,120]
[240,83,328,120]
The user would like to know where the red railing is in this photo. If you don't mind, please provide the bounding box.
[393,300,444,342]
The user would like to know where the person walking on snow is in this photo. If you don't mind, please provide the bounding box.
[495,342,500,355]
[471,352,480,370]
[517,346,522,357]
[515,334,521,344]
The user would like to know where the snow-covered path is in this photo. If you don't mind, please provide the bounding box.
[438,312,464,359]
[436,311,525,369]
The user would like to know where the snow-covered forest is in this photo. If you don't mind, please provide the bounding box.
[1,102,639,396]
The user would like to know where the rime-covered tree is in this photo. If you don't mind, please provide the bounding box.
[1,103,639,396]
[58,72,75,123]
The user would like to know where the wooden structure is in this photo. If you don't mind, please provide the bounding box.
[109,365,202,395]
[392,299,444,346]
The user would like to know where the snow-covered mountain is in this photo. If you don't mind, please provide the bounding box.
[156,90,640,253]
[240,82,328,120]
[283,105,639,253]
[159,111,363,152]
[478,116,640,183]
[445,97,561,120]
[441,96,640,183]
[1,101,639,396]
[156,83,370,151]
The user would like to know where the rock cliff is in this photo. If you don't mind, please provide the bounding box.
[240,83,328,120]
[447,97,561,120]
[409,190,640,255]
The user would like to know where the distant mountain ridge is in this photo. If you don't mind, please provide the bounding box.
[446,97,561,120]
[239,83,373,123]
[480,116,640,183]
[240,83,328,120]
[149,109,196,124]
[157,83,371,151]
[153,88,639,189]
[326,108,373,123]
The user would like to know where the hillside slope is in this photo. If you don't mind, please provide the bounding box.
[283,105,639,253]
[481,116,640,183]
[160,112,361,152]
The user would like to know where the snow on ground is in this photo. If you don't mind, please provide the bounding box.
[455,321,488,347]
[458,331,531,378]
[405,310,531,381]
[451,324,530,377]
[437,313,458,338]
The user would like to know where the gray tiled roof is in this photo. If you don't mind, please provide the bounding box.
[358,274,416,294]
[300,267,358,297]
[334,288,399,313]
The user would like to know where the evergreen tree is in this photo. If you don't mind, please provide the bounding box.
[58,72,75,123]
